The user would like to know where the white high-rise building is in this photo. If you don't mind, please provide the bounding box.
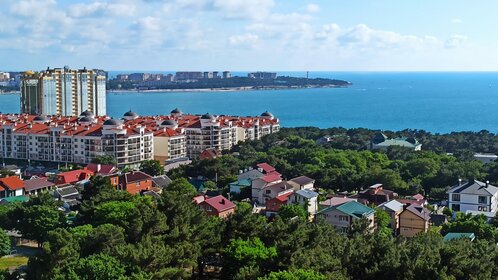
[20,67,107,116]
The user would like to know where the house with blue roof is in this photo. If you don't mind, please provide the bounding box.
[443,232,476,242]
[317,201,375,233]
[290,189,319,216]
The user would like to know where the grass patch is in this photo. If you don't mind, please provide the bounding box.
[0,256,29,270]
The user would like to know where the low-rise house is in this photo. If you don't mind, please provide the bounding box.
[1,165,21,177]
[0,176,25,197]
[53,169,94,186]
[370,133,422,151]
[260,181,294,204]
[378,200,405,232]
[118,171,153,195]
[290,189,319,216]
[447,179,498,213]
[199,148,222,160]
[399,204,431,237]
[288,176,315,191]
[54,185,80,210]
[23,177,55,195]
[318,201,375,233]
[464,210,496,223]
[355,184,397,205]
[474,153,498,164]
[443,232,475,242]
[86,163,119,186]
[152,175,172,189]
[198,195,236,218]
[265,192,293,218]
[229,178,252,194]
[430,214,448,226]
[251,173,283,204]
[320,196,357,209]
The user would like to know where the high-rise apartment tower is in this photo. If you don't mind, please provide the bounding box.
[20,67,106,116]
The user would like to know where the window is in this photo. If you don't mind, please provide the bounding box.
[478,196,487,204]
[478,206,488,212]
[451,204,460,211]
[339,215,349,222]
[452,194,460,201]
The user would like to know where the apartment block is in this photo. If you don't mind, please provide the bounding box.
[20,67,106,116]
[0,109,279,166]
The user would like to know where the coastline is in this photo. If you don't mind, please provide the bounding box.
[108,84,351,93]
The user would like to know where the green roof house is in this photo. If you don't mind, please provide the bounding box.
[318,201,375,233]
[370,133,422,151]
[444,232,476,242]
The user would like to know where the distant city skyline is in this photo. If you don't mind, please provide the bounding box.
[1,0,497,71]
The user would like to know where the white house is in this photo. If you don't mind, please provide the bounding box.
[288,176,315,191]
[290,189,319,215]
[447,179,498,213]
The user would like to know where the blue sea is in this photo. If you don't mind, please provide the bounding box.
[2,72,498,133]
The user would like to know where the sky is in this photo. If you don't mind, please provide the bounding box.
[0,0,497,71]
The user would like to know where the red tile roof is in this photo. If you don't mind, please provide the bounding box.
[0,176,24,190]
[275,191,293,202]
[55,169,94,184]
[257,163,276,173]
[86,163,117,175]
[260,173,282,183]
[202,195,236,212]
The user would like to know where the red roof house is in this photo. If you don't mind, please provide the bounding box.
[198,195,236,218]
[54,169,94,185]
[257,163,276,174]
[0,176,25,197]
[118,171,153,195]
[199,148,222,160]
[265,192,293,217]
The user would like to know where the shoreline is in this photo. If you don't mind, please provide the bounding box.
[108,84,350,93]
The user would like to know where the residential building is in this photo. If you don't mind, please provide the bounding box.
[23,177,55,195]
[0,111,279,166]
[118,171,153,195]
[151,175,172,189]
[0,176,25,197]
[377,199,405,232]
[175,72,204,81]
[354,184,397,205]
[288,176,315,191]
[398,204,431,237]
[53,169,94,185]
[198,195,236,218]
[447,179,498,213]
[320,196,357,208]
[473,153,498,164]
[200,148,222,160]
[265,192,293,218]
[251,172,283,204]
[443,232,475,242]
[318,201,375,233]
[248,72,277,79]
[222,71,231,79]
[290,189,319,216]
[369,133,422,151]
[20,67,107,116]
[54,185,80,209]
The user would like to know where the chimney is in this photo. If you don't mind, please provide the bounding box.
[220,199,225,204]
[486,180,490,187]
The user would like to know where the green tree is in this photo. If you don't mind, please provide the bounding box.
[140,160,163,176]
[258,269,327,280]
[375,209,393,237]
[91,155,117,165]
[59,253,128,280]
[278,204,308,221]
[0,229,10,256]
[223,237,277,279]
[167,178,197,197]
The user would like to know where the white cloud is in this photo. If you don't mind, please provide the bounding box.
[68,2,136,18]
[337,24,440,50]
[213,0,275,20]
[451,18,463,24]
[228,33,259,48]
[445,35,467,48]
[306,4,320,13]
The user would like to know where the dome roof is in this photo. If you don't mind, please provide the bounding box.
[80,110,94,118]
[261,111,274,118]
[79,116,93,123]
[123,110,138,117]
[161,119,177,126]
[33,115,49,122]
[171,108,183,114]
[201,113,215,120]
[103,118,121,126]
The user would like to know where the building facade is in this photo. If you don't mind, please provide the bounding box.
[20,67,106,116]
[447,179,498,213]
[0,110,279,166]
